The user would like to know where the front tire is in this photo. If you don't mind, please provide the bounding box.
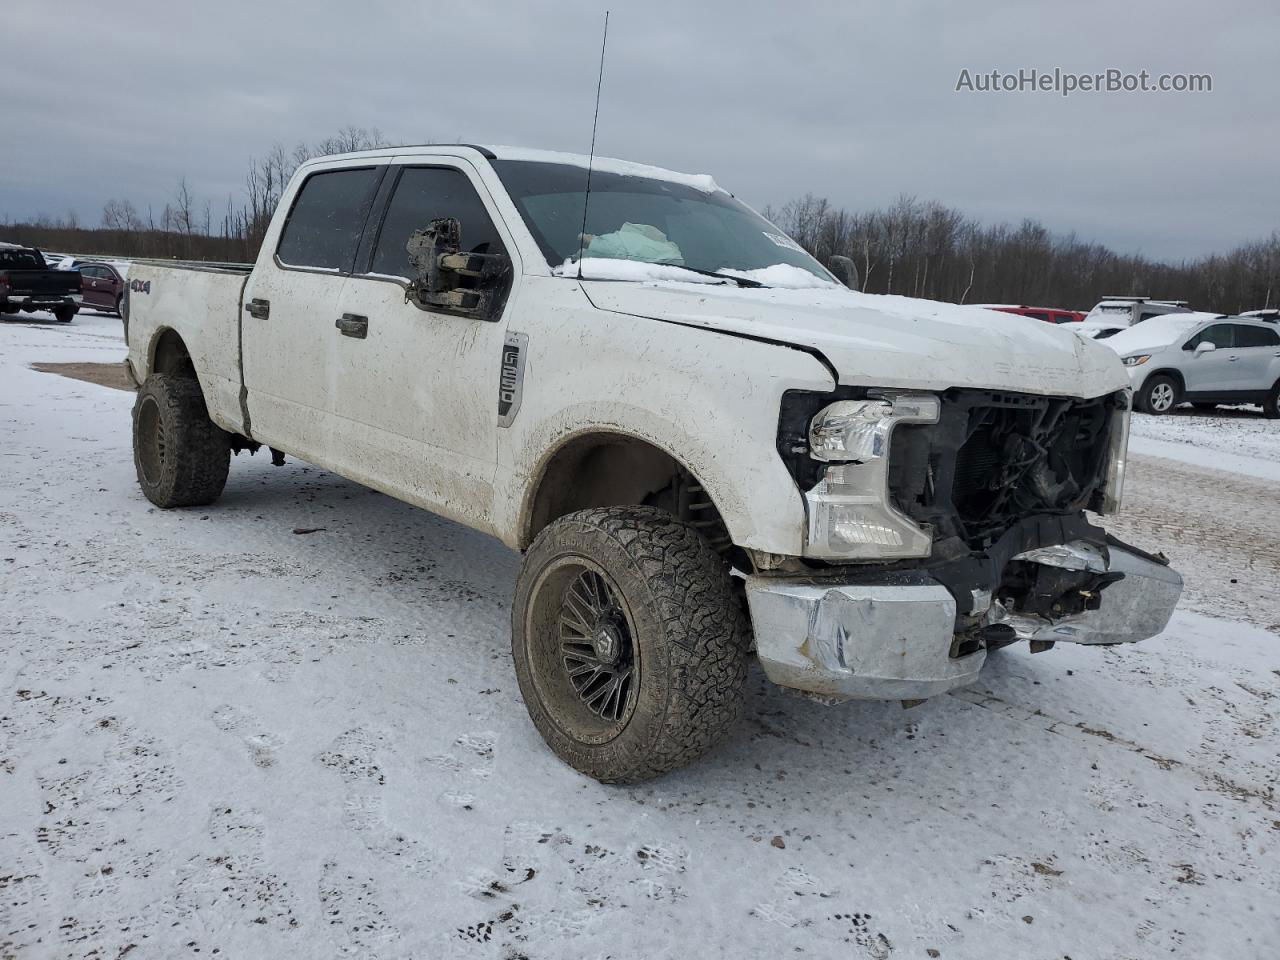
[1136,374,1180,415]
[1263,383,1280,420]
[512,506,748,783]
[132,374,231,507]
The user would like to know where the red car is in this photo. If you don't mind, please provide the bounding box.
[979,304,1085,324]
[79,262,126,316]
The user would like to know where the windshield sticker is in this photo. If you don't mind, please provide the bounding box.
[763,231,804,253]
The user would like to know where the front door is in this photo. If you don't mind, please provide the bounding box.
[328,161,519,532]
[1181,323,1237,393]
[241,162,387,458]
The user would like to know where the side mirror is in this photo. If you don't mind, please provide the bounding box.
[406,217,510,320]
[1194,341,1216,356]
[828,255,859,290]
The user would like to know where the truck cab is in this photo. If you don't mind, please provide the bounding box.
[124,145,1182,782]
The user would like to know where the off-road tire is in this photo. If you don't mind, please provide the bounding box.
[1136,374,1179,415]
[1263,382,1280,420]
[512,505,748,783]
[54,305,76,323]
[132,374,231,507]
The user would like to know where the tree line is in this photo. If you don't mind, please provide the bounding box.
[3,127,1276,314]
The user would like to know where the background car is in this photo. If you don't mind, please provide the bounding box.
[79,261,126,315]
[1076,297,1192,339]
[1103,311,1280,416]
[976,304,1085,324]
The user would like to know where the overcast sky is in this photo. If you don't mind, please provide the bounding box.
[3,0,1275,260]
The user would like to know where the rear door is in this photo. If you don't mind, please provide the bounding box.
[327,160,519,530]
[241,161,388,458]
[1228,323,1280,394]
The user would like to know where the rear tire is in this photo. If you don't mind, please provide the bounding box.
[115,294,124,317]
[1136,374,1180,415]
[1263,383,1280,420]
[132,374,231,507]
[54,305,76,323]
[512,505,748,783]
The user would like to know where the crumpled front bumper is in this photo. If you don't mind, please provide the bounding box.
[744,541,1182,702]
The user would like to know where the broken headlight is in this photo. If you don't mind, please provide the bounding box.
[804,393,940,559]
[1097,403,1130,514]
[809,395,939,462]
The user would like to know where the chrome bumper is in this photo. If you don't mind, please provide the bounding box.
[745,541,1182,702]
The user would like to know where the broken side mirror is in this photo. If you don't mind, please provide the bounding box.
[406,217,511,320]
[828,255,860,290]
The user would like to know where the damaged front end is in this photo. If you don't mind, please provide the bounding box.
[752,387,1181,702]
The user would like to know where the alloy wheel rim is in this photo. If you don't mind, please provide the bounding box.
[138,396,167,484]
[557,569,635,723]
[1151,383,1174,411]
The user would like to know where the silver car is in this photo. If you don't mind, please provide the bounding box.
[1104,312,1280,417]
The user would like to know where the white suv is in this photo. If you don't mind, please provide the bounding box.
[1077,297,1193,340]
[1105,312,1280,416]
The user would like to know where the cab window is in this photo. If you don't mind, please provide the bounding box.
[367,167,506,280]
[277,168,382,271]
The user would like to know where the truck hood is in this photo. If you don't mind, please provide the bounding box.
[581,281,1128,398]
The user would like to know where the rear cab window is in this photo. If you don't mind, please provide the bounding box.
[276,168,383,271]
[0,249,45,270]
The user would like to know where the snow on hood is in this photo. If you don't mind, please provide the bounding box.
[581,281,1128,399]
[1102,313,1217,355]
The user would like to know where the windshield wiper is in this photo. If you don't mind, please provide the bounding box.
[671,265,765,288]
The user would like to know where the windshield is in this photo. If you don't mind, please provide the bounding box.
[491,159,834,286]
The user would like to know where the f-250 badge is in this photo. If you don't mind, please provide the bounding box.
[497,332,528,428]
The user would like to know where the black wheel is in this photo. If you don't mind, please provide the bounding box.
[1263,383,1280,420]
[512,505,748,783]
[132,374,231,507]
[1136,374,1179,415]
[54,305,77,323]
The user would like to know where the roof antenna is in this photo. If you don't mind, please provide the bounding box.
[576,10,609,280]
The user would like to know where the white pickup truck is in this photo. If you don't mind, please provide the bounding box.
[124,144,1182,782]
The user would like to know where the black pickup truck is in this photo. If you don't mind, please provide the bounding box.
[0,243,82,322]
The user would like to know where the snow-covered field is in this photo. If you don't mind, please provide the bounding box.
[2,312,1278,960]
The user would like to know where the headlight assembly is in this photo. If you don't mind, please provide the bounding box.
[1122,355,1150,367]
[803,392,940,559]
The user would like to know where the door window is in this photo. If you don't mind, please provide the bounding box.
[1232,324,1280,348]
[1184,324,1235,350]
[368,167,506,279]
[277,168,382,271]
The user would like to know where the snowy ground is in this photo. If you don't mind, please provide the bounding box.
[2,311,1278,960]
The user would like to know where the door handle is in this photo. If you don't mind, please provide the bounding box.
[246,298,270,319]
[336,313,369,339]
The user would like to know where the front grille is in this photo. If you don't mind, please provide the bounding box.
[889,389,1121,550]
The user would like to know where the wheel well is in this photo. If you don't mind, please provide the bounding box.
[1145,369,1185,392]
[524,433,734,559]
[150,328,196,379]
